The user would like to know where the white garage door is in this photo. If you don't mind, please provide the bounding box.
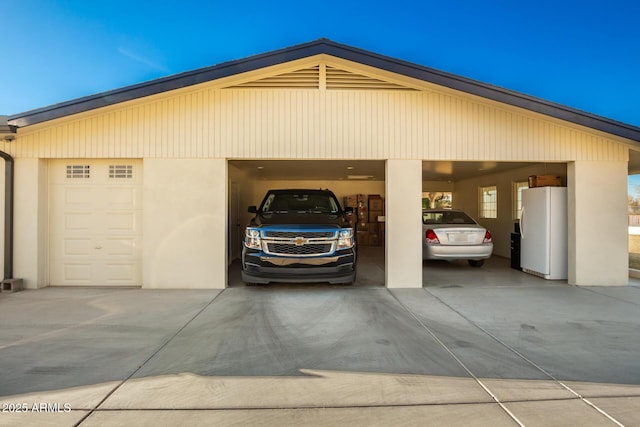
[50,160,142,286]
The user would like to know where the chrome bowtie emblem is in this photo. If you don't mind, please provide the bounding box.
[292,237,307,246]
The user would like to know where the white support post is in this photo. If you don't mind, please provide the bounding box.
[568,160,628,286]
[385,160,423,288]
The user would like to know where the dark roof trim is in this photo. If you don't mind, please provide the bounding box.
[8,39,640,142]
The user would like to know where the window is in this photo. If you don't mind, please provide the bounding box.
[479,185,497,218]
[109,165,133,179]
[66,165,90,179]
[422,192,453,209]
[513,181,529,219]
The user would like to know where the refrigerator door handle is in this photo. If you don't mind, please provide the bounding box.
[520,207,526,239]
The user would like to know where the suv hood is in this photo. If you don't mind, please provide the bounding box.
[253,213,346,227]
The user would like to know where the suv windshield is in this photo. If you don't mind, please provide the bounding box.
[261,191,340,214]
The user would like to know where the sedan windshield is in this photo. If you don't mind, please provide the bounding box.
[422,211,476,225]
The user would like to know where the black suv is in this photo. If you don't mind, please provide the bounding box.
[241,189,356,285]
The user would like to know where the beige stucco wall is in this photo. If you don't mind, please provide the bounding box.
[386,160,422,288]
[568,161,629,285]
[142,159,227,289]
[13,159,48,289]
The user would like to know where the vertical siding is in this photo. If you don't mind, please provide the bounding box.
[9,86,629,163]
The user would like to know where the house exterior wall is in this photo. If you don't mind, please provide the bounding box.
[568,161,629,285]
[0,58,633,288]
[386,160,422,288]
[3,88,628,163]
[13,159,48,288]
[142,158,227,289]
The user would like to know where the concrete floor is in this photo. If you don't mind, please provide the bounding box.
[1,253,640,426]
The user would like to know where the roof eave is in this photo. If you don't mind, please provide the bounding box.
[7,39,640,143]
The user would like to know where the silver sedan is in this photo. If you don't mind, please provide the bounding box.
[422,209,493,267]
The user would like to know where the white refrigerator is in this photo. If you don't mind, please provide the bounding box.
[520,187,568,279]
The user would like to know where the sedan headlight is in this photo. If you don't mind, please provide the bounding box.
[337,228,354,249]
[244,227,262,249]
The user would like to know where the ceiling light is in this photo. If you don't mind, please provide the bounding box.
[347,166,354,170]
[347,175,374,180]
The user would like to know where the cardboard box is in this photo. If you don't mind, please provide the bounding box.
[344,196,358,208]
[528,175,562,188]
[368,195,383,211]
[368,210,383,222]
[356,231,369,246]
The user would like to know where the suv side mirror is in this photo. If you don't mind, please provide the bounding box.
[248,206,258,214]
[344,207,354,214]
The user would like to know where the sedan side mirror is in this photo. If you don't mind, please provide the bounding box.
[248,206,258,214]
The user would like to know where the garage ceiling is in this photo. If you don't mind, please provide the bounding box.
[229,160,542,181]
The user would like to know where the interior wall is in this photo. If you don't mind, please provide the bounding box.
[454,163,567,257]
[423,180,455,193]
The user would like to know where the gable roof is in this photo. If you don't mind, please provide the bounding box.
[7,39,640,142]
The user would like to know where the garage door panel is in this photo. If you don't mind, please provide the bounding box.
[104,237,139,256]
[105,263,138,282]
[105,212,138,232]
[64,187,95,206]
[63,264,92,283]
[50,160,142,287]
[63,238,93,256]
[103,186,137,208]
[63,212,94,231]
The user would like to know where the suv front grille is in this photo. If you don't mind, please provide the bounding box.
[266,243,334,256]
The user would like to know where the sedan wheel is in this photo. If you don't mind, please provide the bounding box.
[468,259,484,267]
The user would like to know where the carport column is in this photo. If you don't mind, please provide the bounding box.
[143,159,227,289]
[568,161,628,285]
[385,160,423,288]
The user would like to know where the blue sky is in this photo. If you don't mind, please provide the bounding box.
[2,0,639,128]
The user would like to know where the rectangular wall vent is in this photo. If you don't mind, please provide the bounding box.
[66,165,90,179]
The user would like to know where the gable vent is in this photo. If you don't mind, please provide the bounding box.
[326,66,416,91]
[227,66,319,89]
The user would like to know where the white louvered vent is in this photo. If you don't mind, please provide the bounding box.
[109,165,133,179]
[325,66,416,91]
[228,66,320,89]
[66,165,90,179]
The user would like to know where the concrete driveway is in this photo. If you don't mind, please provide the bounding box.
[1,277,639,426]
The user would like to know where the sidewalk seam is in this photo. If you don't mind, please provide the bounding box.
[420,287,625,427]
[386,288,526,427]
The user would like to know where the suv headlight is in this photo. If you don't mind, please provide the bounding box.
[337,228,354,249]
[245,228,262,249]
